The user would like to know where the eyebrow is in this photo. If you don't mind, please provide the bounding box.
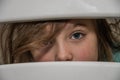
[74,22,87,27]
[72,22,91,32]
[71,21,89,30]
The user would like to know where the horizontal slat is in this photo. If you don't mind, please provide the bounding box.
[0,0,120,22]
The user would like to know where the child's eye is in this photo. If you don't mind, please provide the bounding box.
[70,31,84,40]
[43,41,53,47]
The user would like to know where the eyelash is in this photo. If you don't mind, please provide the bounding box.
[69,30,85,40]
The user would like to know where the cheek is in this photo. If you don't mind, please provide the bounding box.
[36,52,55,62]
[70,39,98,61]
[75,46,98,61]
[36,54,54,62]
[31,49,54,62]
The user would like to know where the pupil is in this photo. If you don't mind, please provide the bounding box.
[73,33,80,39]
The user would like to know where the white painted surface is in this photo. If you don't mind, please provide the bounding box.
[0,62,120,80]
[0,0,120,22]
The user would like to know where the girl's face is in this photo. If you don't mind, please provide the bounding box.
[31,19,98,62]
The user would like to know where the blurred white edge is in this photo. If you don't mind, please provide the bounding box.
[0,0,120,23]
[0,62,120,67]
[0,62,120,80]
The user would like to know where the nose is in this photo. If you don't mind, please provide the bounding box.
[55,43,73,61]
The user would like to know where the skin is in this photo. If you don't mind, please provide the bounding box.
[31,19,98,62]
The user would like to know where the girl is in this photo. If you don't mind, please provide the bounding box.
[0,19,120,64]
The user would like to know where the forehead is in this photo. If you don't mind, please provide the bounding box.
[68,19,95,25]
[43,19,96,33]
[63,19,96,30]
